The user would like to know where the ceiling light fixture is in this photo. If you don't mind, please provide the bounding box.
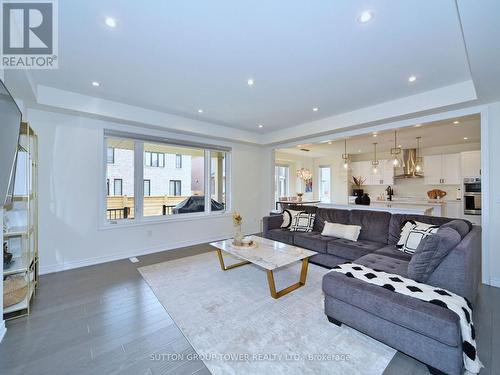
[258,124,263,128]
[247,78,254,86]
[358,11,373,24]
[371,142,379,174]
[342,139,350,170]
[464,137,469,140]
[197,109,203,113]
[312,107,319,112]
[408,75,417,83]
[328,141,333,145]
[415,137,424,173]
[105,17,117,28]
[453,120,460,124]
[415,124,422,128]
[296,168,312,181]
[91,81,100,87]
[390,130,403,167]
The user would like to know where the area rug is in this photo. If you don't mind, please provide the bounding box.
[138,251,396,374]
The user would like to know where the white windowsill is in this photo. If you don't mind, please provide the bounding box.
[99,211,232,231]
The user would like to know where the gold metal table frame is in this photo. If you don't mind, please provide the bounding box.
[215,249,310,299]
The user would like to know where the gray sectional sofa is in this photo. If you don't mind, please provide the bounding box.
[262,206,481,375]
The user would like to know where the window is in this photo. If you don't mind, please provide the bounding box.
[144,180,151,196]
[114,179,123,196]
[210,151,227,209]
[105,132,230,222]
[319,166,331,203]
[145,151,165,167]
[107,148,115,164]
[106,137,134,220]
[169,180,182,196]
[274,165,289,202]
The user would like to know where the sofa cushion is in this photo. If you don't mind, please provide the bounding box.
[322,271,461,347]
[313,208,350,233]
[293,232,333,253]
[408,227,462,283]
[374,245,412,261]
[388,214,471,245]
[327,238,386,260]
[441,219,471,239]
[349,210,391,244]
[265,229,294,245]
[355,253,410,277]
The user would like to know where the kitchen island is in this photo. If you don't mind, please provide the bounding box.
[319,203,436,215]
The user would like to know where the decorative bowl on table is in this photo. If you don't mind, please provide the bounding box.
[232,237,258,249]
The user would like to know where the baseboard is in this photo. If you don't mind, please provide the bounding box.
[489,277,500,288]
[40,233,233,275]
[0,321,6,343]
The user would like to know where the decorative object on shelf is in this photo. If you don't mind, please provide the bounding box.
[371,142,379,173]
[296,168,312,181]
[360,193,371,205]
[342,139,350,170]
[352,176,366,197]
[427,189,447,200]
[305,178,313,193]
[3,275,28,308]
[415,137,424,173]
[390,131,403,167]
[3,241,12,265]
[232,212,244,244]
[296,192,304,202]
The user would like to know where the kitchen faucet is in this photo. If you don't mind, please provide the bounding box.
[386,186,394,201]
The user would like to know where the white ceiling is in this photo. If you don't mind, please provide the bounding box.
[30,0,473,133]
[278,114,481,157]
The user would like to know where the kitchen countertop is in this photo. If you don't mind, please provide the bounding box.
[319,203,435,216]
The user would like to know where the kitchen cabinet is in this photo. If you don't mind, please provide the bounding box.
[423,153,461,185]
[461,151,481,177]
[445,200,462,219]
[351,160,394,186]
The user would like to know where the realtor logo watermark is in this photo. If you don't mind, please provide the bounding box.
[1,0,58,69]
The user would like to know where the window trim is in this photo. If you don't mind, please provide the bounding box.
[113,178,123,196]
[102,130,231,227]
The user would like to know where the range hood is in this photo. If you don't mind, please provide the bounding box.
[394,149,424,179]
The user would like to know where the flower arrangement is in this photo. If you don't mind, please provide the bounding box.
[351,176,366,187]
[232,212,242,226]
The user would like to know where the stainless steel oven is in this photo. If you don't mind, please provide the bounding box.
[463,177,481,215]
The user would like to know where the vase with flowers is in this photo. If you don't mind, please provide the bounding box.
[351,176,366,197]
[232,212,244,245]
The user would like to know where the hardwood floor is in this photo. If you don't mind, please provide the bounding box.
[1,242,498,375]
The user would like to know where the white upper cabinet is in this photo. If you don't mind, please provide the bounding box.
[461,151,481,177]
[423,153,461,185]
[350,160,394,186]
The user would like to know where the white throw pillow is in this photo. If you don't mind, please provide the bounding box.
[397,220,439,254]
[281,209,303,229]
[321,222,362,242]
[289,213,316,232]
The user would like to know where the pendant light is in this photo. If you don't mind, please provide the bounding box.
[390,130,403,167]
[342,139,350,169]
[415,136,424,173]
[371,142,379,174]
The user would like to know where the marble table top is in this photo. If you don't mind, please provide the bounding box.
[210,235,317,271]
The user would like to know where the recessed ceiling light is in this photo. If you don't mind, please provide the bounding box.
[258,124,263,128]
[328,141,332,145]
[91,81,100,87]
[297,144,302,148]
[105,17,117,28]
[358,11,373,24]
[464,137,468,140]
[415,123,422,127]
[312,107,319,112]
[247,78,254,86]
[453,120,460,124]
[197,109,203,113]
[408,75,417,83]
[372,134,378,138]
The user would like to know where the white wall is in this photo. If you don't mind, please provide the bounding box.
[27,108,267,274]
[486,102,500,286]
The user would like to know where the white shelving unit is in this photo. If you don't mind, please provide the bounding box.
[3,123,38,320]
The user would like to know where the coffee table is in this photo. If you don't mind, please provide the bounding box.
[209,236,317,299]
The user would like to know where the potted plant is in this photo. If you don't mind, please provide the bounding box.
[352,176,366,197]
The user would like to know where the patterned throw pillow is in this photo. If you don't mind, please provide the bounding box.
[281,209,304,229]
[289,213,316,232]
[397,220,439,254]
